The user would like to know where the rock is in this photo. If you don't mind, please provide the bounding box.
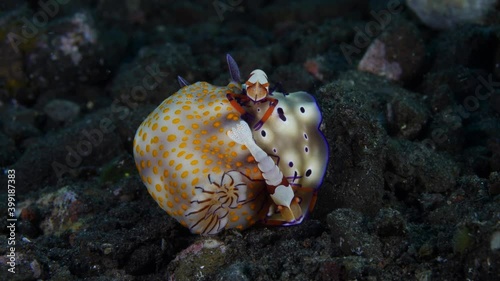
[431,26,497,72]
[385,139,460,193]
[489,171,500,196]
[358,18,425,83]
[215,262,253,281]
[374,208,407,237]
[0,105,42,142]
[314,70,428,217]
[406,0,497,30]
[43,99,80,123]
[327,208,383,261]
[110,43,195,105]
[168,238,227,280]
[11,107,122,195]
[0,132,19,166]
[21,9,126,106]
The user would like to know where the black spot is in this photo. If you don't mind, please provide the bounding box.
[261,130,266,137]
[277,107,286,121]
[304,133,308,140]
[273,148,277,153]
[288,161,294,167]
[304,146,309,153]
[300,107,305,113]
[257,108,261,112]
[305,169,312,177]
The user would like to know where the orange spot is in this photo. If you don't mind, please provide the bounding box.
[247,155,255,162]
[163,169,169,177]
[142,133,147,142]
[172,118,181,124]
[152,123,158,131]
[213,121,221,128]
[181,171,188,178]
[163,151,169,158]
[182,105,191,110]
[192,177,199,186]
[205,159,213,165]
[174,109,181,115]
[167,135,177,142]
[155,184,161,192]
[167,201,174,208]
[163,115,170,121]
[152,150,158,157]
[185,153,193,159]
[214,106,221,111]
[146,145,150,152]
[161,126,168,132]
[153,166,158,174]
[228,141,236,147]
[140,160,146,169]
[147,177,152,184]
[192,123,199,129]
[231,216,239,222]
[175,163,183,171]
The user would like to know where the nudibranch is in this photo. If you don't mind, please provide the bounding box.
[133,54,328,234]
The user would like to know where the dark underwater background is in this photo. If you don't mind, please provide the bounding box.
[0,0,499,280]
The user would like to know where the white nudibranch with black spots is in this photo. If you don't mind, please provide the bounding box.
[133,54,328,234]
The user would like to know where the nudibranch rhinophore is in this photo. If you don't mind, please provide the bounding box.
[133,54,328,234]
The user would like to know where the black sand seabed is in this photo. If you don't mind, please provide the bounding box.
[0,0,499,280]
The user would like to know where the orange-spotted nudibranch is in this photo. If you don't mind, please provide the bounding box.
[133,54,328,234]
